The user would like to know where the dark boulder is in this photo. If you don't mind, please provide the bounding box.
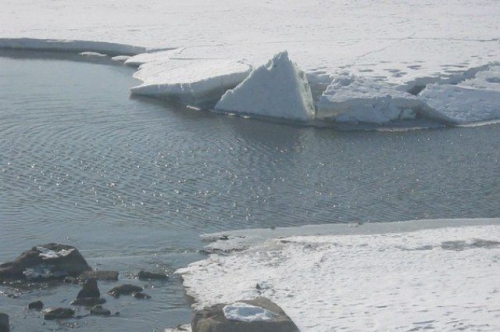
[28,300,44,310]
[0,244,91,281]
[77,279,100,299]
[90,305,111,317]
[131,292,151,299]
[43,307,75,320]
[192,297,300,332]
[0,313,9,332]
[107,284,143,298]
[71,297,106,306]
[137,270,168,280]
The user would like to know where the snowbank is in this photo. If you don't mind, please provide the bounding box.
[130,58,252,106]
[179,219,500,331]
[215,52,315,122]
[316,73,423,124]
[419,66,500,124]
[0,38,146,56]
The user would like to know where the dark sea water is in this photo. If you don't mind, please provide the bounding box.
[0,51,499,331]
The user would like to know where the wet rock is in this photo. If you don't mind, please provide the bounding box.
[90,305,111,317]
[28,300,44,310]
[107,284,143,298]
[0,244,91,281]
[79,270,118,281]
[192,297,299,332]
[131,291,151,299]
[64,276,80,284]
[0,313,9,332]
[77,279,100,299]
[137,270,168,280]
[71,297,106,306]
[43,307,75,320]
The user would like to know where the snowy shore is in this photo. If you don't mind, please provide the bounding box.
[2,0,500,125]
[178,218,500,331]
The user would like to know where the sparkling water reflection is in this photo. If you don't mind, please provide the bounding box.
[0,52,499,330]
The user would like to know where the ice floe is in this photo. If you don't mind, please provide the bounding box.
[179,218,500,331]
[316,73,423,124]
[215,52,315,122]
[130,58,252,106]
[0,38,145,56]
[419,65,500,124]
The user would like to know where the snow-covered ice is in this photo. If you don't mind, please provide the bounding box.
[215,52,315,121]
[130,58,252,106]
[178,219,500,331]
[316,73,423,124]
[419,66,500,125]
[1,0,500,124]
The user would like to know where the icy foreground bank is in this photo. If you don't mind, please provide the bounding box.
[178,219,500,332]
[215,52,315,121]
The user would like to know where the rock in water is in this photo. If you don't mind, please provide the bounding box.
[0,243,91,281]
[107,284,143,298]
[90,305,111,317]
[138,270,168,280]
[215,51,315,122]
[0,313,9,332]
[77,279,100,299]
[192,297,299,332]
[43,308,75,320]
[28,300,44,310]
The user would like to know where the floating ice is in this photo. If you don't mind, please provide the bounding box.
[0,38,145,56]
[316,73,423,124]
[215,51,315,122]
[419,66,500,124]
[223,302,278,322]
[130,57,252,106]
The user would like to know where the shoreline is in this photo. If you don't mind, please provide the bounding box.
[178,218,500,331]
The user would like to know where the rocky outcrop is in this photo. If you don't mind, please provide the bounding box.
[42,307,75,320]
[0,313,9,332]
[28,301,44,310]
[0,244,91,281]
[138,270,168,280]
[192,297,300,332]
[108,284,143,298]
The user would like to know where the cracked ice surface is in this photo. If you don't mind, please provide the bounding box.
[178,220,500,332]
[1,0,499,83]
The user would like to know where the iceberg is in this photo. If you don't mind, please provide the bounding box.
[215,52,315,122]
[130,58,252,106]
[316,73,423,124]
[419,66,500,124]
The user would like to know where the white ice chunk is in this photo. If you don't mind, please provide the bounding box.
[223,302,278,322]
[0,38,145,56]
[316,73,422,124]
[130,58,252,106]
[215,51,315,122]
[79,51,107,57]
[111,55,131,62]
[419,66,500,124]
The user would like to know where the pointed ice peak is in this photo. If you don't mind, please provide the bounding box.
[215,51,315,122]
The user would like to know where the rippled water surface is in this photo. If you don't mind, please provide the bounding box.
[1,52,499,331]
